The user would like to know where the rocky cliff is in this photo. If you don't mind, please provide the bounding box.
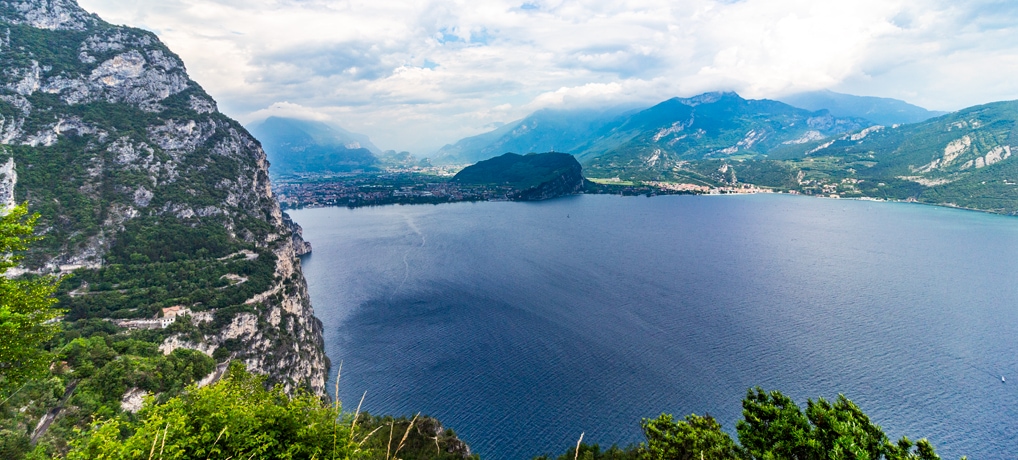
[0,0,327,394]
[283,211,313,256]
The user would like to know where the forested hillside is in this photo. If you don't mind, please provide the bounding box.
[0,0,327,456]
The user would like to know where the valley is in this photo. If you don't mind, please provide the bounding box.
[261,92,1018,216]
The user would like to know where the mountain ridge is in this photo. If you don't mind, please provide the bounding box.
[433,92,870,175]
[580,92,869,179]
[778,89,947,126]
[433,105,641,165]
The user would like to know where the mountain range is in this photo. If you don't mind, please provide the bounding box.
[427,91,1018,213]
[433,91,946,168]
[432,92,870,169]
[240,88,1018,214]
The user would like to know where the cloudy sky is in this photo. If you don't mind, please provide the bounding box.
[78,0,1018,154]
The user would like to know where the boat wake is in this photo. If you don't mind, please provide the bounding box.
[393,214,426,299]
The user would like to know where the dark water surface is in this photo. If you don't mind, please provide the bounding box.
[290,194,1018,459]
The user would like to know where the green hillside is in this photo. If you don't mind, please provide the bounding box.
[770,100,1018,212]
[451,152,587,200]
[452,152,579,188]
[434,93,867,173]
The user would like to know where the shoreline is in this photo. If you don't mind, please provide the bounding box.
[282,187,1018,219]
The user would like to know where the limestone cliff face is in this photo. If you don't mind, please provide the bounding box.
[0,0,327,394]
[283,211,313,256]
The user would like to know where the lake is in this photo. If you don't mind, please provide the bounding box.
[289,194,1018,459]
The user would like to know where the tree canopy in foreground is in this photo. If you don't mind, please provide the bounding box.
[0,203,62,398]
[537,387,957,460]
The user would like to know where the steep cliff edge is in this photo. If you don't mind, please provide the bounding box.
[0,0,327,395]
[283,211,313,256]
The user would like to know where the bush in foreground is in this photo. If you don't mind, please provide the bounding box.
[64,362,478,460]
[63,364,956,460]
[66,362,349,460]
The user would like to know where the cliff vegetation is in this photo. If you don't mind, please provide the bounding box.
[0,0,327,456]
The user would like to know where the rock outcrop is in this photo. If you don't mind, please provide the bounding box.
[283,211,312,256]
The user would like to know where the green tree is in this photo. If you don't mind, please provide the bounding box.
[533,443,640,460]
[641,413,742,460]
[0,203,62,397]
[737,388,947,460]
[737,387,814,459]
[537,388,957,460]
[805,395,887,459]
[883,436,942,460]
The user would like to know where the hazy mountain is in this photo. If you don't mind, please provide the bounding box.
[247,116,381,176]
[778,90,947,126]
[378,149,430,167]
[432,106,641,165]
[581,92,869,179]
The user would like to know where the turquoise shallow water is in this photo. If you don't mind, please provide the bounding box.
[290,194,1018,459]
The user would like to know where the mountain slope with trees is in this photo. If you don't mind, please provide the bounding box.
[434,93,867,169]
[451,152,587,200]
[579,92,868,179]
[0,0,328,456]
[771,99,1018,213]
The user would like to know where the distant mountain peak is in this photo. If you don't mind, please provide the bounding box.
[676,91,740,107]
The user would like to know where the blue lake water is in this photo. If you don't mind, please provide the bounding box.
[289,194,1018,459]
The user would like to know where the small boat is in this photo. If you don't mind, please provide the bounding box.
[1003,376,1007,383]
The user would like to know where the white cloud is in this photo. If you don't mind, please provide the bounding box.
[78,0,1018,153]
[245,102,332,124]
